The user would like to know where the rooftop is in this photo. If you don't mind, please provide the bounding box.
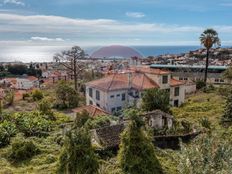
[72,105,110,117]
[86,72,159,92]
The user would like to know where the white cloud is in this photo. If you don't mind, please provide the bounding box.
[30,37,65,42]
[0,13,232,46]
[3,0,25,6]
[126,12,145,18]
[220,3,232,7]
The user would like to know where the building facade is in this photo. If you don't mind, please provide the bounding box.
[85,67,186,114]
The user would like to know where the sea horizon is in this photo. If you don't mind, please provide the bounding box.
[0,45,231,63]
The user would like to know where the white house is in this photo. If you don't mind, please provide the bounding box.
[0,76,39,90]
[85,67,186,114]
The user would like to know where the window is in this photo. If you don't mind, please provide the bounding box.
[174,100,179,107]
[89,88,93,97]
[96,90,100,100]
[116,94,120,97]
[220,79,224,83]
[179,77,183,80]
[96,103,100,107]
[162,75,168,84]
[122,93,126,101]
[110,95,114,98]
[215,79,219,82]
[89,100,93,105]
[184,78,188,80]
[111,107,116,113]
[174,87,180,96]
[117,106,122,111]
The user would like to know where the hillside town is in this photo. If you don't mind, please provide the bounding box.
[0,0,232,171]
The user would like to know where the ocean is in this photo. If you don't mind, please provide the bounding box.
[0,45,224,62]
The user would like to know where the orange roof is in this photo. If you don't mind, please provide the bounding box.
[86,72,159,92]
[27,76,38,81]
[170,78,185,87]
[129,66,170,75]
[72,105,110,117]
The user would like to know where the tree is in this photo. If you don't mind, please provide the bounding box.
[222,94,232,121]
[54,46,86,91]
[142,88,170,113]
[57,128,99,174]
[200,29,221,83]
[55,81,79,109]
[223,66,232,83]
[118,110,163,174]
[7,64,27,75]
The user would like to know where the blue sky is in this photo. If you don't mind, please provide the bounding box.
[0,0,232,61]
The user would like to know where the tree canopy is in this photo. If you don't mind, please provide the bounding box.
[118,110,163,174]
[142,88,170,113]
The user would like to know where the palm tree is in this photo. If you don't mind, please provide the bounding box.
[200,29,221,83]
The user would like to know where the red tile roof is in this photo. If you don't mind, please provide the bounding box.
[129,66,170,75]
[72,105,110,117]
[170,78,185,87]
[27,76,38,81]
[86,72,159,92]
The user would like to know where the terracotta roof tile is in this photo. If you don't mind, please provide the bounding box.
[129,66,170,75]
[170,78,185,87]
[72,105,110,117]
[86,72,159,92]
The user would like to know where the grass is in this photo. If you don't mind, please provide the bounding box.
[0,90,228,174]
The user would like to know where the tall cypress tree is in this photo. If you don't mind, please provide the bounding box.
[57,128,99,174]
[118,111,163,174]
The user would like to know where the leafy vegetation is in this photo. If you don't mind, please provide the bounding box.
[118,110,163,174]
[8,137,40,163]
[55,81,79,109]
[58,128,99,174]
[142,88,170,113]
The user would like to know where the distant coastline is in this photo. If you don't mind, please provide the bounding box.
[0,45,231,63]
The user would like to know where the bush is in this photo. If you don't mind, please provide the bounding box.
[8,138,40,162]
[0,126,11,147]
[0,121,17,147]
[200,117,211,129]
[38,98,55,120]
[85,115,111,129]
[22,93,30,100]
[32,89,43,101]
[13,112,52,137]
[196,80,206,90]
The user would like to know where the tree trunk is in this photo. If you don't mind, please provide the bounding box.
[204,49,209,84]
[73,58,78,91]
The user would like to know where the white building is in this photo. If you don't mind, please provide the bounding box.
[0,76,39,90]
[85,67,186,114]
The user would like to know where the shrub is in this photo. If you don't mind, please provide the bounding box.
[0,121,17,147]
[0,126,11,147]
[196,80,206,90]
[38,98,55,120]
[13,112,52,137]
[22,93,30,100]
[85,115,111,129]
[8,138,40,162]
[200,117,211,130]
[32,89,43,101]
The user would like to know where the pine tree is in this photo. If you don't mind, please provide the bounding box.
[118,110,163,174]
[57,128,99,174]
[223,94,232,121]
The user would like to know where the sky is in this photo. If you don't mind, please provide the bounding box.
[0,0,232,61]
